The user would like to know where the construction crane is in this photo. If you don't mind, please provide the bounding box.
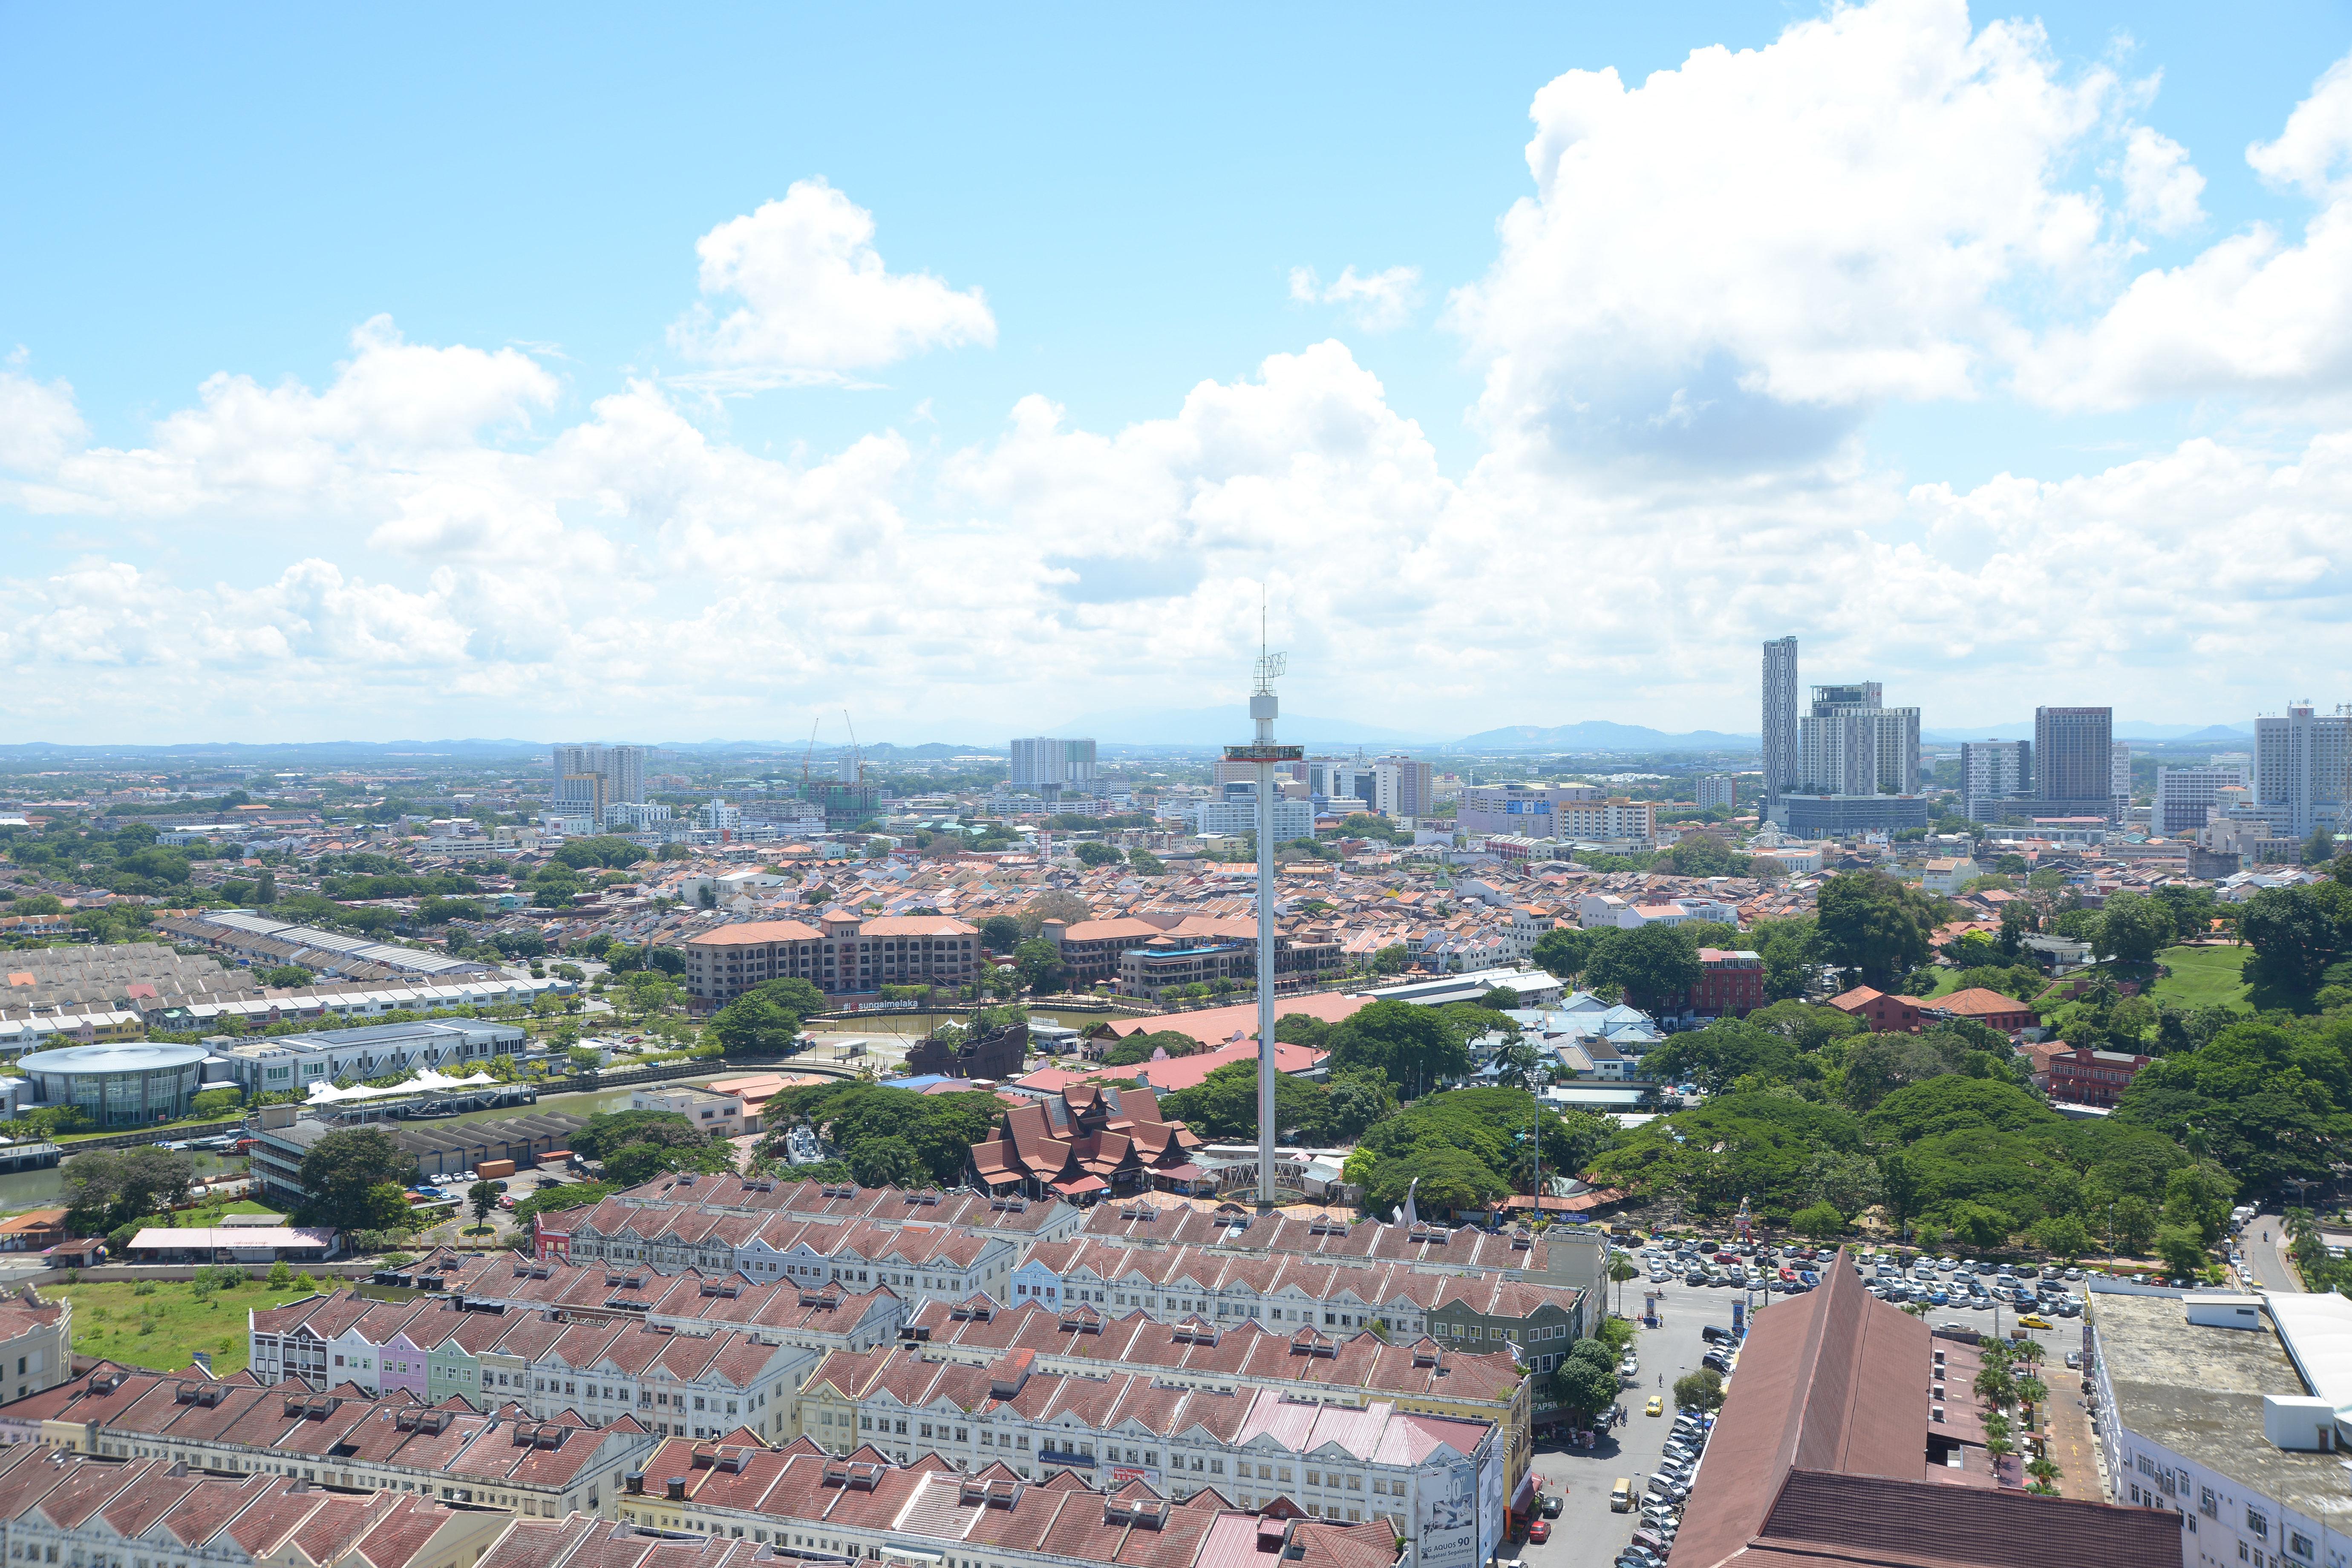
[843,710,862,783]
[800,719,821,793]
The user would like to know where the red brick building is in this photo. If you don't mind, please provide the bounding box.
[1923,986,2040,1036]
[1826,985,1924,1032]
[1677,948,1765,1018]
[2046,1046,2151,1107]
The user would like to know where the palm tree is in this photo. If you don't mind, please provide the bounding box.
[1608,1255,1641,1317]
[2016,1376,2049,1413]
[2011,1337,2046,1372]
[2026,1456,2061,1488]
[1974,1366,2018,1411]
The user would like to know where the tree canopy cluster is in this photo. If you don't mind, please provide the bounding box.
[707,976,827,1055]
[1584,1071,2216,1256]
[572,1108,735,1185]
[759,1081,1006,1188]
[63,1147,197,1236]
[2113,1012,2352,1194]
[1159,1062,1400,1147]
[294,1127,418,1233]
[2239,873,2352,1001]
[1339,1088,1615,1219]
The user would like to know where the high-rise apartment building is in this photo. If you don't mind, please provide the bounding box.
[2153,764,2250,835]
[1696,775,1737,811]
[1959,740,2032,822]
[1309,755,1433,817]
[1798,682,1920,796]
[1762,637,1800,804]
[2254,703,2352,838]
[2032,707,2117,820]
[2112,741,2133,819]
[551,743,648,828]
[1382,755,1438,818]
[1009,737,1097,796]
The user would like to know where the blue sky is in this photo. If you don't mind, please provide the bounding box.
[5,1,2352,744]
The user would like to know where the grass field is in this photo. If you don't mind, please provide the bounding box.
[51,1277,326,1378]
[2148,944,2254,1012]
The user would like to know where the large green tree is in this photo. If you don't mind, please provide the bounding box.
[1159,1061,1334,1143]
[1326,1000,1470,1098]
[1586,924,1702,1011]
[1815,872,1944,988]
[63,1147,196,1233]
[707,994,803,1055]
[1532,925,1617,983]
[296,1128,415,1232]
[2098,892,2176,966]
[2239,882,2352,996]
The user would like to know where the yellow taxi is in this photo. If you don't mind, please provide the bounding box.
[1644,1396,1664,1417]
[2018,1314,2053,1330]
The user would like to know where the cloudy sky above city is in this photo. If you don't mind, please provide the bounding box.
[4,0,2351,745]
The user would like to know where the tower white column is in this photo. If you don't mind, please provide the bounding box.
[1225,649,1298,1211]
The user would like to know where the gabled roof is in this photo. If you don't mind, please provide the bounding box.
[1668,1248,2183,1568]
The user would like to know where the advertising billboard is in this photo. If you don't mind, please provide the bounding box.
[1476,1442,1508,1567]
[1418,1456,1481,1568]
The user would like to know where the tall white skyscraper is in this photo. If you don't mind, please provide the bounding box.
[1797,682,1920,796]
[2254,703,2352,837]
[2112,742,2133,819]
[1960,740,2032,822]
[1009,737,1098,796]
[1762,637,1800,804]
[551,744,648,827]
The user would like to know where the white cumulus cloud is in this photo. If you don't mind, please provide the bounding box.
[668,179,996,384]
[2015,49,2352,411]
[1448,0,2118,464]
[2116,126,2207,234]
[1287,265,1423,332]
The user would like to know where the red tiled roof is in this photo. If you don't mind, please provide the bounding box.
[1669,1249,2181,1568]
[1933,988,2036,1018]
[686,920,824,946]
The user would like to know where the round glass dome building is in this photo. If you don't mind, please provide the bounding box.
[16,1042,209,1127]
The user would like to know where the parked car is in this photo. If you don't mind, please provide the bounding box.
[1540,1493,1564,1519]
[2064,1349,2083,1369]
[1527,1522,1551,1545]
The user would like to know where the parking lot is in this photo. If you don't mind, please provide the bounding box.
[1515,1254,2094,1568]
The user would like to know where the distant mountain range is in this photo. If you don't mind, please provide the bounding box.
[1920,722,2257,744]
[1051,707,1446,747]
[1447,721,1760,753]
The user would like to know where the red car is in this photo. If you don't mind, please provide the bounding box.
[1528,1522,1551,1544]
